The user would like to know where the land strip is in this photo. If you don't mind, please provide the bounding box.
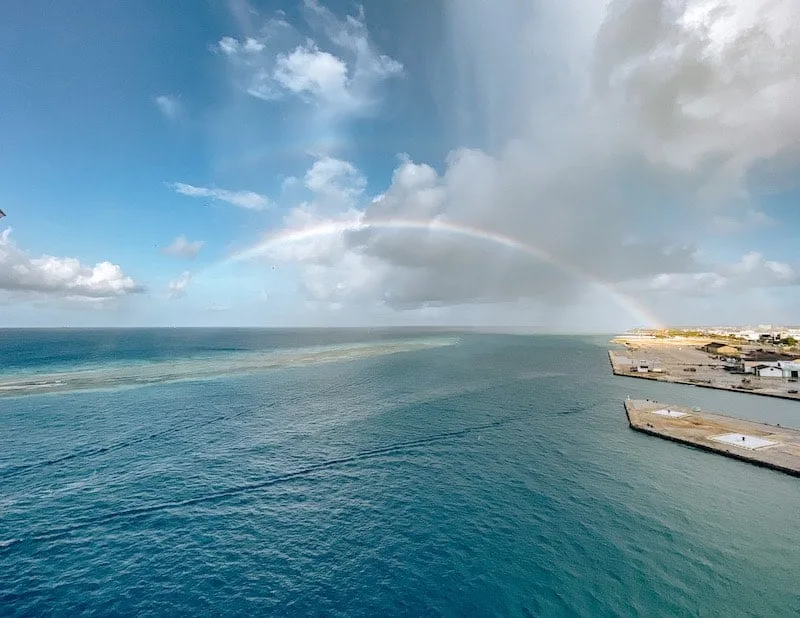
[624,398,800,477]
[609,337,800,401]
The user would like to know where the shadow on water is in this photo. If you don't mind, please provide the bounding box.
[1,415,226,479]
[559,397,609,415]
[1,366,550,481]
[4,415,525,548]
[0,367,376,479]
[0,404,272,480]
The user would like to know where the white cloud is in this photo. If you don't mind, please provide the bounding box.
[168,271,192,299]
[262,151,699,309]
[305,157,362,192]
[250,156,385,302]
[302,0,403,88]
[303,156,366,212]
[212,36,266,56]
[218,36,240,56]
[729,252,796,284]
[632,251,797,297]
[644,272,730,296]
[0,228,140,301]
[594,0,800,197]
[154,94,181,120]
[255,141,799,317]
[218,36,266,56]
[163,235,204,259]
[215,0,401,116]
[244,38,266,53]
[224,0,800,326]
[171,182,270,210]
[273,43,350,105]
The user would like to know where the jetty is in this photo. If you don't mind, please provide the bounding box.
[624,398,800,478]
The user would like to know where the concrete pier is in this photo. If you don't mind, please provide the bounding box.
[624,399,800,478]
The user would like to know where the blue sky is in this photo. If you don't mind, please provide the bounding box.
[1,0,799,330]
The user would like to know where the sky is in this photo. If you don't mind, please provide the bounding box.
[1,0,799,331]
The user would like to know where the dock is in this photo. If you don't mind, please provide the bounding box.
[624,399,800,477]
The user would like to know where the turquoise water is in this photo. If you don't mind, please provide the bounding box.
[1,330,799,616]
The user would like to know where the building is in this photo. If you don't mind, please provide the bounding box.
[716,346,740,357]
[700,342,740,357]
[779,362,800,379]
[754,365,784,378]
[738,352,798,374]
[736,330,762,341]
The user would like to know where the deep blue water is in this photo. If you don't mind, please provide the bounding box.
[1,329,799,616]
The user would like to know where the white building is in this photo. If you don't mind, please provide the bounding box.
[754,365,783,378]
[742,359,781,373]
[779,362,800,379]
[739,353,799,374]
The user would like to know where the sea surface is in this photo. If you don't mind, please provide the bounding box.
[1,329,799,617]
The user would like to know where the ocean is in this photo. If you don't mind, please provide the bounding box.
[1,329,799,616]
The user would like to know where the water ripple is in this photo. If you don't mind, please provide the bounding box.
[7,416,521,546]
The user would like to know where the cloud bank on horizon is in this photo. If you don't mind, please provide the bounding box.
[1,0,799,328]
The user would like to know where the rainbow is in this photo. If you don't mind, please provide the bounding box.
[218,218,663,328]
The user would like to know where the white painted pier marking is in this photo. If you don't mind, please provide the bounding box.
[651,409,688,418]
[710,433,778,450]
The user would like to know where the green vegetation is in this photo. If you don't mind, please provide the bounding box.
[665,329,706,337]
[632,329,797,349]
